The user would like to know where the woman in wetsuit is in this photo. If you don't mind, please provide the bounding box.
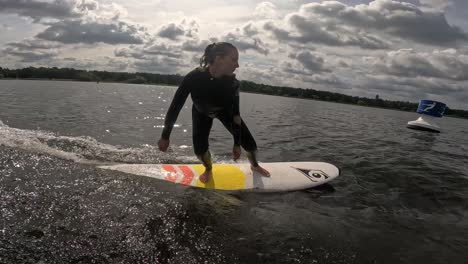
[157,42,270,183]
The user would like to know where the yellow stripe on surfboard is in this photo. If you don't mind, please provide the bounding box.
[192,164,246,190]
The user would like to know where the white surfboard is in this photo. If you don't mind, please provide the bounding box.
[98,162,340,192]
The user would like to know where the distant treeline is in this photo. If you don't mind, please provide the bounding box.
[0,66,183,85]
[1,66,467,119]
[240,81,468,119]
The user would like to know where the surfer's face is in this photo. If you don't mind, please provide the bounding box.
[215,48,239,76]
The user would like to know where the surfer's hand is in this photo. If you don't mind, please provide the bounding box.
[233,145,241,161]
[158,138,170,152]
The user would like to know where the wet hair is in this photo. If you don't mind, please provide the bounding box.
[199,42,237,68]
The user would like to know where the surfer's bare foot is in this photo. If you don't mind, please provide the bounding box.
[251,165,270,177]
[199,169,212,183]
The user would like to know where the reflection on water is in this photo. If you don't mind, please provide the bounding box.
[0,80,467,263]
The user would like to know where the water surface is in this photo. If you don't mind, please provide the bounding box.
[1,79,467,263]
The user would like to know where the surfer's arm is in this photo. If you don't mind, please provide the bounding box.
[231,80,242,146]
[233,79,240,116]
[161,78,191,140]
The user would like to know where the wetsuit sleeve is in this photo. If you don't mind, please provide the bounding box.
[233,122,241,146]
[232,79,241,146]
[233,79,240,116]
[161,76,192,139]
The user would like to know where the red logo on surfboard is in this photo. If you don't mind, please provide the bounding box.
[162,165,195,185]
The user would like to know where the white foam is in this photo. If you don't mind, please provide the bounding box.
[0,121,88,163]
[0,121,194,165]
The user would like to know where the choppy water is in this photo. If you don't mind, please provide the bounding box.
[1,79,467,264]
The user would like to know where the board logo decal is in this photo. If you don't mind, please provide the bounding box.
[292,167,329,182]
[178,165,195,185]
[162,165,178,182]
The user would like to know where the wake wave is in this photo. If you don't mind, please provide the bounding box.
[0,120,195,165]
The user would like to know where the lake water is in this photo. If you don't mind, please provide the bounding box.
[1,79,467,263]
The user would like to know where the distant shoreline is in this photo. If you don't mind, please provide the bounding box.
[4,77,467,120]
[2,77,77,81]
[1,66,467,119]
[1,77,179,85]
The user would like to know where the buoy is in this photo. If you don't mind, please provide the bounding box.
[407,100,446,133]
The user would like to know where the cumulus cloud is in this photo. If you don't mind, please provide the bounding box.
[369,48,468,81]
[0,0,129,22]
[301,73,344,87]
[157,20,199,41]
[158,23,185,40]
[6,38,62,50]
[0,0,79,22]
[1,0,468,109]
[264,14,390,49]
[2,38,60,62]
[418,0,451,10]
[237,64,291,87]
[238,61,345,92]
[365,0,466,45]
[181,39,212,53]
[253,2,279,19]
[134,56,187,74]
[219,25,270,55]
[3,47,58,62]
[3,47,57,62]
[241,22,260,38]
[352,48,468,108]
[0,23,11,30]
[113,39,201,74]
[263,0,467,49]
[0,0,111,22]
[36,20,146,44]
[287,50,330,73]
[1,0,147,45]
[60,56,131,72]
[360,74,465,103]
[115,42,182,59]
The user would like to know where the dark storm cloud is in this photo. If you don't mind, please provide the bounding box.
[36,20,145,44]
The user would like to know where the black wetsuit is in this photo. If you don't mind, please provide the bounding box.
[161,67,258,156]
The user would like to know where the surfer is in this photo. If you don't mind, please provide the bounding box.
[157,42,270,183]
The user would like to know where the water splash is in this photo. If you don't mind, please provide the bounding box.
[0,120,191,165]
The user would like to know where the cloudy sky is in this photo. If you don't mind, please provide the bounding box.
[1,0,468,109]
